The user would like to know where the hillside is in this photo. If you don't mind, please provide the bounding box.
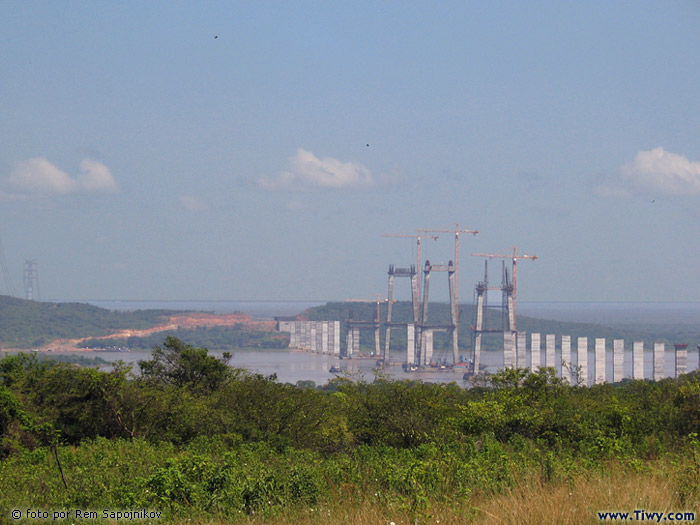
[2,296,695,353]
[0,296,286,351]
[0,295,174,348]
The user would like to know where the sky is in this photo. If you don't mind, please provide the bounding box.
[2,1,700,303]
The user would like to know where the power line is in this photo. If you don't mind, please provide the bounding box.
[0,232,18,297]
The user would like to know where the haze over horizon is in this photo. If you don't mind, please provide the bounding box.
[2,2,700,304]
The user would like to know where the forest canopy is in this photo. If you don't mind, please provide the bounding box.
[1,339,700,522]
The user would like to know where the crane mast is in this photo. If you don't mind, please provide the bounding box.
[470,247,537,330]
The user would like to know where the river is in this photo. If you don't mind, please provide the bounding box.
[16,300,700,387]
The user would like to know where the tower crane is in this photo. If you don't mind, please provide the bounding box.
[417,225,478,366]
[419,224,478,306]
[470,247,537,330]
[381,231,439,298]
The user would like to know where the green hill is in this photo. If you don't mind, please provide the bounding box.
[0,296,286,351]
[1,296,695,353]
[0,295,173,348]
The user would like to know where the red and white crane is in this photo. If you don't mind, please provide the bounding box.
[418,224,478,305]
[381,231,439,298]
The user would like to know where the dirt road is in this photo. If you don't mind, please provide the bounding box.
[40,312,278,352]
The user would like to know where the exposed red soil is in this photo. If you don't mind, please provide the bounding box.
[39,312,277,352]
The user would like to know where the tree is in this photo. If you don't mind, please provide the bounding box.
[338,378,463,448]
[138,336,234,392]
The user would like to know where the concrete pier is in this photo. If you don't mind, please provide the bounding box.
[517,331,527,369]
[289,323,297,348]
[577,337,588,386]
[351,327,360,356]
[472,289,484,375]
[423,330,434,365]
[545,334,555,368]
[286,321,341,355]
[385,264,419,364]
[489,328,698,386]
[595,338,606,384]
[448,263,459,365]
[290,319,697,386]
[315,322,323,353]
[633,341,644,379]
[331,321,340,355]
[406,324,416,365]
[309,322,316,352]
[675,344,688,377]
[421,260,459,364]
[506,292,515,332]
[653,342,664,381]
[301,322,309,349]
[613,339,624,383]
[561,335,571,384]
[530,333,541,372]
[503,331,515,369]
[345,328,353,357]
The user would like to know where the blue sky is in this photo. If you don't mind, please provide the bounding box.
[2,1,700,303]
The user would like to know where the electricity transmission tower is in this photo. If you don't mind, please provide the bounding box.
[23,259,40,301]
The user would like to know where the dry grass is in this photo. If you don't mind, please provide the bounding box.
[470,460,699,525]
[169,458,700,525]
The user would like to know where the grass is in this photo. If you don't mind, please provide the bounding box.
[471,461,698,525]
[155,457,700,525]
[3,458,698,524]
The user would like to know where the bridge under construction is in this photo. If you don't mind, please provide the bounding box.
[349,227,540,376]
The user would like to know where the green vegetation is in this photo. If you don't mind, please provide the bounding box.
[3,297,694,355]
[31,353,110,368]
[0,295,173,348]
[0,295,288,351]
[1,338,700,523]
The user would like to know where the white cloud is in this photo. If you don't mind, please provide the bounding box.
[179,195,209,212]
[9,157,76,194]
[259,148,373,191]
[8,157,118,195]
[601,147,700,197]
[77,159,118,193]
